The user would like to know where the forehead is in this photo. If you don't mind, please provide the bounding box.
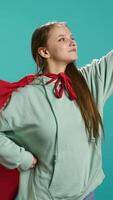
[48,24,72,39]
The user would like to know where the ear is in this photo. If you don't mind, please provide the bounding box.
[37,47,50,59]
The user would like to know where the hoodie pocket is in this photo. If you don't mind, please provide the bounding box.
[48,140,102,199]
[48,158,84,199]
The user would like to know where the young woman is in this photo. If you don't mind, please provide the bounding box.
[0,21,113,200]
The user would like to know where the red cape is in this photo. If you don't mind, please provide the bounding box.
[0,74,36,200]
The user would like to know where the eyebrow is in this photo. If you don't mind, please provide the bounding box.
[57,34,73,38]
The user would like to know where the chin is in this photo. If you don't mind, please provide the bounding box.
[67,57,77,64]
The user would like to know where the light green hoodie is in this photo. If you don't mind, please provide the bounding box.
[0,50,113,200]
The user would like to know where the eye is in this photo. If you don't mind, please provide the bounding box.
[58,37,65,42]
[71,37,75,41]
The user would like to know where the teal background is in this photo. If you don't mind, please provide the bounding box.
[0,0,113,199]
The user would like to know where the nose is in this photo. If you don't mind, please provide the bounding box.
[69,38,77,47]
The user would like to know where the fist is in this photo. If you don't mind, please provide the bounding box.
[30,157,38,169]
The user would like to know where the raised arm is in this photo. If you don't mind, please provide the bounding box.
[79,50,113,105]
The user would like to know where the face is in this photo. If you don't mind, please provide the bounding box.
[45,24,78,65]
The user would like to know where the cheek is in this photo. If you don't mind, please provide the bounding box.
[51,47,65,58]
[54,45,67,55]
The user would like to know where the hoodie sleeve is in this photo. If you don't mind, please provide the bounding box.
[79,50,113,105]
[0,87,34,171]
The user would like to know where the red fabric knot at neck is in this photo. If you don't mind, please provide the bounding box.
[40,72,77,100]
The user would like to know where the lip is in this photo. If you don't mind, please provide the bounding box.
[69,48,76,52]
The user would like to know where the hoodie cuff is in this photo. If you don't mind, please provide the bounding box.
[18,148,34,171]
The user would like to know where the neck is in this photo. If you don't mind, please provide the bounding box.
[43,60,67,74]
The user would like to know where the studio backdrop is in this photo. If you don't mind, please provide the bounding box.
[0,1,113,200]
